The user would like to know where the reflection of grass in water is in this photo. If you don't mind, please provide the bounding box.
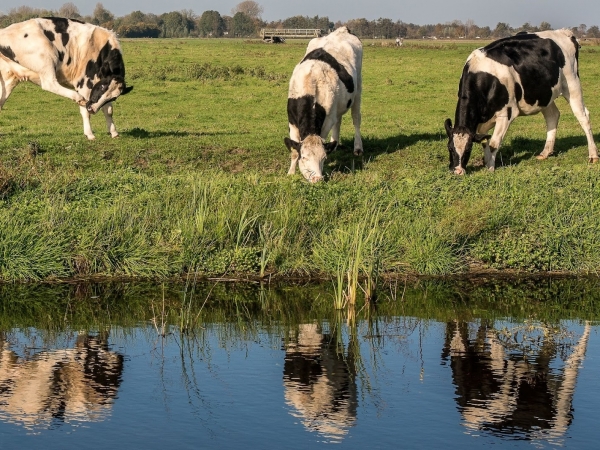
[493,319,577,359]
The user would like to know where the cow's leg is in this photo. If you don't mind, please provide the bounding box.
[79,105,96,140]
[102,102,119,138]
[37,69,85,105]
[484,116,510,171]
[564,89,599,163]
[537,102,560,160]
[330,116,342,149]
[351,95,363,156]
[0,74,20,111]
[287,125,301,175]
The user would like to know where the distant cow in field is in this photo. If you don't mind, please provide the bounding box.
[284,26,363,182]
[0,17,133,140]
[445,29,598,175]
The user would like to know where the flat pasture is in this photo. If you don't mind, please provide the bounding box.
[1,38,600,281]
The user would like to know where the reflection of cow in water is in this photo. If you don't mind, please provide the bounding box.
[0,331,124,429]
[283,323,357,442]
[442,320,590,441]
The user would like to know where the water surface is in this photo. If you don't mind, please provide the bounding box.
[0,279,598,449]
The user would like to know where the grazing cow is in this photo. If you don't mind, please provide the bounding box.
[445,29,598,175]
[0,17,133,140]
[284,26,363,182]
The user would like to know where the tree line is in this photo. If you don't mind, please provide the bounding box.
[1,2,599,39]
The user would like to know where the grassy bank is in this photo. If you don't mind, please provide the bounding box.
[1,38,600,282]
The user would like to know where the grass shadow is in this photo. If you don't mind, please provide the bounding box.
[491,133,600,169]
[325,132,440,174]
[123,128,239,139]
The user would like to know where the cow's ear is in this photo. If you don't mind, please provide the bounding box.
[444,118,453,138]
[122,85,134,95]
[324,140,337,154]
[284,137,301,151]
[473,133,491,143]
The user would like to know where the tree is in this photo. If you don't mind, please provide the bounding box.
[493,22,512,38]
[58,2,81,19]
[160,11,195,38]
[92,3,114,26]
[231,11,255,37]
[345,18,371,38]
[539,21,552,31]
[198,10,225,37]
[231,1,263,20]
[587,26,600,38]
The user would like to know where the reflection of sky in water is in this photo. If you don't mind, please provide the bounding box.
[0,320,597,449]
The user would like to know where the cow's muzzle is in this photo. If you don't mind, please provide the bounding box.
[453,167,466,175]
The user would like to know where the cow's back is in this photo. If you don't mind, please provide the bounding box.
[305,27,362,78]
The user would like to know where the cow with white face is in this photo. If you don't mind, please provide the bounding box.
[0,17,133,140]
[284,27,363,183]
[445,29,599,175]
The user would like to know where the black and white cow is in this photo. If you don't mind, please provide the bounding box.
[445,29,598,175]
[0,17,133,140]
[284,27,363,183]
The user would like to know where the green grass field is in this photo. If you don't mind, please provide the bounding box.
[1,38,600,282]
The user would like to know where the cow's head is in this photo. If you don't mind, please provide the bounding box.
[86,76,133,114]
[444,119,490,175]
[284,135,337,183]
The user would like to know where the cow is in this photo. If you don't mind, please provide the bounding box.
[444,29,599,175]
[284,26,363,183]
[0,17,133,140]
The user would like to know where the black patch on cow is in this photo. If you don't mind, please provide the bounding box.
[0,46,16,61]
[87,80,94,89]
[71,18,85,24]
[45,17,70,34]
[288,95,327,140]
[42,17,71,46]
[77,78,85,89]
[570,35,580,77]
[85,42,126,82]
[58,51,65,62]
[454,64,510,132]
[507,108,512,121]
[44,30,55,42]
[24,33,28,38]
[67,56,72,65]
[301,48,355,93]
[347,99,352,109]
[482,33,565,108]
[515,83,523,102]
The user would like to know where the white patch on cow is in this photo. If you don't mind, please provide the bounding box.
[452,133,470,158]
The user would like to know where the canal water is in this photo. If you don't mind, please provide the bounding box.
[0,278,598,449]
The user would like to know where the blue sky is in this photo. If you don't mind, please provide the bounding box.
[1,0,598,29]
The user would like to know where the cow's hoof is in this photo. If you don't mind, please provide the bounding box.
[536,154,548,160]
[488,166,495,172]
[77,99,87,107]
[353,148,363,156]
[86,135,96,141]
[589,157,599,164]
[110,132,119,138]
